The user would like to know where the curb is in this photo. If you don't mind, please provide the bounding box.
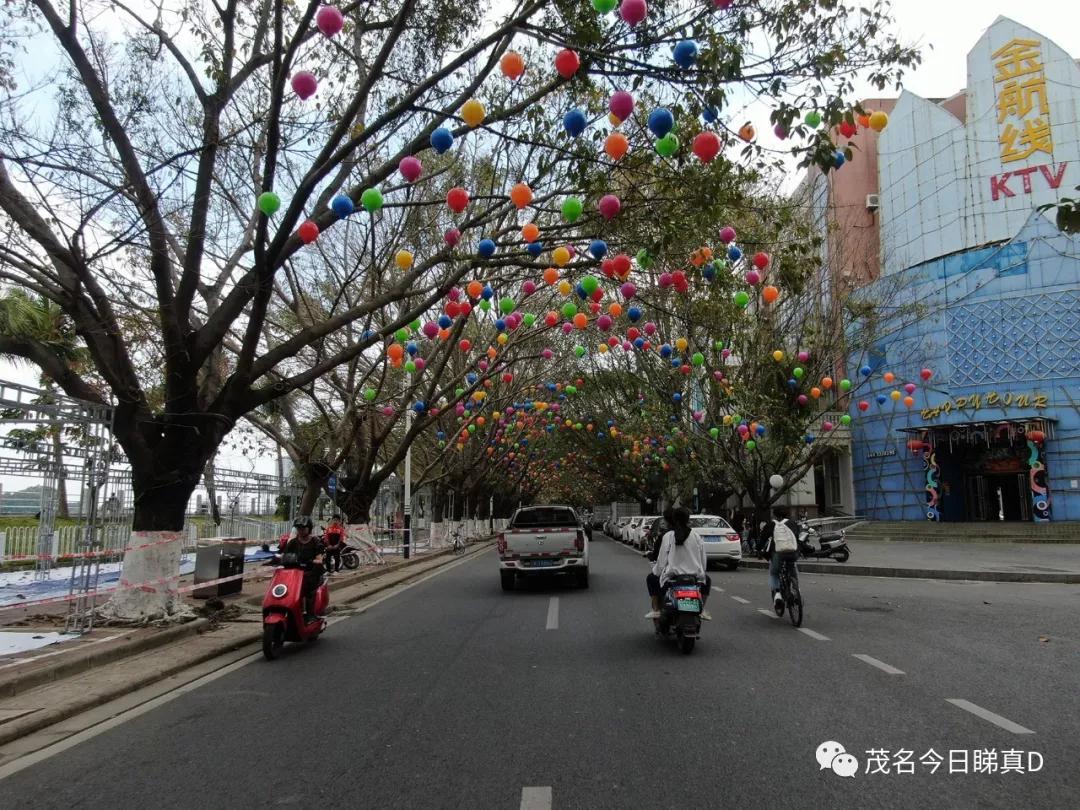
[736,558,1080,584]
[0,618,212,699]
[0,542,492,747]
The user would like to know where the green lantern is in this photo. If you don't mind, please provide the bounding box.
[404,360,416,373]
[562,197,583,223]
[734,291,750,307]
[394,328,409,342]
[363,388,377,402]
[745,439,756,450]
[804,110,822,127]
[636,249,654,269]
[562,302,578,319]
[839,378,852,391]
[793,367,804,379]
[523,313,536,327]
[499,297,516,315]
[655,133,679,157]
[361,187,384,213]
[691,352,704,367]
[257,192,281,216]
[709,427,720,438]
[580,275,599,295]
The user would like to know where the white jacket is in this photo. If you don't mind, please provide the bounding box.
[653,528,708,586]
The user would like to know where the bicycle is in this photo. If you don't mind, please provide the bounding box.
[774,550,803,627]
[449,527,467,555]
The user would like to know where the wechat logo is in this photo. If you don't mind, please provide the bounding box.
[816,740,859,778]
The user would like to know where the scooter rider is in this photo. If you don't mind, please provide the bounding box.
[283,516,325,620]
[757,507,800,611]
[645,506,712,622]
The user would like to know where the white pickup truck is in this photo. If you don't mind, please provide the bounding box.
[497,505,590,590]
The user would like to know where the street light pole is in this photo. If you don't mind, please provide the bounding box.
[403,407,412,560]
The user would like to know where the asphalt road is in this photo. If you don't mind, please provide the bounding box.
[2,535,1077,809]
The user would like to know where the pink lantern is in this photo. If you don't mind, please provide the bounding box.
[522,280,537,295]
[745,270,761,285]
[414,357,426,371]
[597,314,613,331]
[316,6,345,37]
[797,394,809,406]
[444,228,461,247]
[712,370,724,381]
[904,382,917,394]
[620,282,636,299]
[382,405,394,416]
[822,421,834,432]
[658,272,673,288]
[610,90,635,122]
[643,321,657,336]
[447,287,461,301]
[399,156,422,183]
[622,341,632,351]
[797,351,810,363]
[619,0,648,26]
[719,225,736,244]
[542,349,554,359]
[478,360,489,371]
[422,322,439,338]
[721,348,731,359]
[291,71,318,100]
[598,194,621,219]
[562,323,573,334]
[773,123,788,140]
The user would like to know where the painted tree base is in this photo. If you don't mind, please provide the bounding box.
[95,530,196,625]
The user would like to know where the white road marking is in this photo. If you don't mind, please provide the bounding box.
[757,608,778,619]
[797,628,830,641]
[520,786,553,810]
[546,597,559,630]
[852,654,904,675]
[0,550,483,781]
[946,699,1034,734]
[713,587,724,592]
[730,595,750,604]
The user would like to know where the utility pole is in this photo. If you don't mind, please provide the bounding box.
[403,407,412,560]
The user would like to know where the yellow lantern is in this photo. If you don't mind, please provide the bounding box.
[558,279,572,296]
[395,249,414,270]
[460,98,485,128]
[772,350,784,362]
[552,246,570,266]
[497,333,508,345]
[868,110,889,132]
[675,337,689,352]
[890,389,901,401]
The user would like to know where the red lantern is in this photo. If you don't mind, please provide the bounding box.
[752,252,770,270]
[447,187,469,213]
[838,120,857,138]
[1028,429,1046,445]
[691,131,720,163]
[554,49,580,79]
[298,220,320,244]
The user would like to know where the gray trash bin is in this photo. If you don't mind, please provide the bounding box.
[193,537,246,598]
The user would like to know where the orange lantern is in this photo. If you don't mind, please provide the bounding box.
[387,344,404,361]
[510,182,533,209]
[903,396,915,408]
[573,313,588,329]
[883,371,895,383]
[604,132,629,160]
[543,267,559,285]
[500,51,525,80]
[522,223,540,242]
[810,386,822,399]
[608,302,623,317]
[821,376,833,389]
[738,122,755,142]
[762,285,779,304]
[466,280,483,298]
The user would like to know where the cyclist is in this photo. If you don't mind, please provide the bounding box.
[757,507,801,611]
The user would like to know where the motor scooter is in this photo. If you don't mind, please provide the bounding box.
[655,574,703,654]
[261,553,329,660]
[798,526,851,562]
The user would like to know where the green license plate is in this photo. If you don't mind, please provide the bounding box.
[677,598,700,612]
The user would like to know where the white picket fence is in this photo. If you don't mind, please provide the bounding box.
[0,516,507,563]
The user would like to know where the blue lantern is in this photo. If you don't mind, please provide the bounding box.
[478,238,496,257]
[728,245,742,261]
[563,108,587,137]
[627,306,642,322]
[526,241,543,257]
[589,239,608,259]
[672,40,699,69]
[331,194,354,218]
[648,108,675,138]
[438,314,452,329]
[430,127,454,154]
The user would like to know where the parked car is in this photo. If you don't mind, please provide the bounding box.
[691,514,742,570]
[497,505,590,590]
[613,517,632,541]
[643,517,670,558]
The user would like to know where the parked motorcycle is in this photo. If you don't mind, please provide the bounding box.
[798,526,851,562]
[261,553,329,660]
[655,574,703,654]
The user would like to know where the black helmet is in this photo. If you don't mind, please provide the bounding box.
[293,515,314,530]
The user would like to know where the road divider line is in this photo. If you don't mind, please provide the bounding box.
[946,699,1034,734]
[546,597,559,631]
[730,595,750,604]
[757,609,778,619]
[520,786,552,810]
[798,628,830,641]
[853,654,904,675]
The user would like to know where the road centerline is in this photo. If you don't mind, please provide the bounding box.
[546,597,559,630]
[520,786,553,810]
[946,699,1034,734]
[797,628,830,641]
[852,654,904,675]
[730,595,750,604]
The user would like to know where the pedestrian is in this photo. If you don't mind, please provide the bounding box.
[323,514,345,573]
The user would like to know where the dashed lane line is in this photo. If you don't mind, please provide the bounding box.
[946,699,1034,734]
[852,654,904,675]
[520,786,553,810]
[730,595,750,604]
[798,628,831,641]
[546,597,559,630]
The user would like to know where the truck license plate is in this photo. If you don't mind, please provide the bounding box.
[530,559,557,567]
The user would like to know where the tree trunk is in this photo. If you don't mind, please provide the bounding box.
[97,443,209,624]
[340,484,377,524]
[51,427,69,519]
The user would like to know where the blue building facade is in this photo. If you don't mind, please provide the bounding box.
[850,213,1080,522]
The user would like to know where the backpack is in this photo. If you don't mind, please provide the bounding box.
[772,519,797,553]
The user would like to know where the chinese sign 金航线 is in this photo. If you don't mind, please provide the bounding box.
[920,391,1048,422]
[993,38,1053,165]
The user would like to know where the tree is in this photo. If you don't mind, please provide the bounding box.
[0,0,918,620]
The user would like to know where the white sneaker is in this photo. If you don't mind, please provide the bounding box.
[773,592,783,607]
[700,610,713,621]
[645,610,660,619]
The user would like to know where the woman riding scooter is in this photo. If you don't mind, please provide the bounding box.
[645,506,712,623]
[283,516,325,621]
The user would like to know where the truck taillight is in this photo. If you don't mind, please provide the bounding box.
[575,530,585,552]
[496,533,507,554]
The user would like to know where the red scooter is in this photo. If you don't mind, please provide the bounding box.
[262,553,329,660]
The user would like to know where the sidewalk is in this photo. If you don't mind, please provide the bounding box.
[740,539,1080,583]
[0,542,491,754]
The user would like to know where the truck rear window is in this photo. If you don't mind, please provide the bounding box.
[511,508,578,528]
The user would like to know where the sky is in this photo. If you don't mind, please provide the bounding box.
[3,0,1079,477]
